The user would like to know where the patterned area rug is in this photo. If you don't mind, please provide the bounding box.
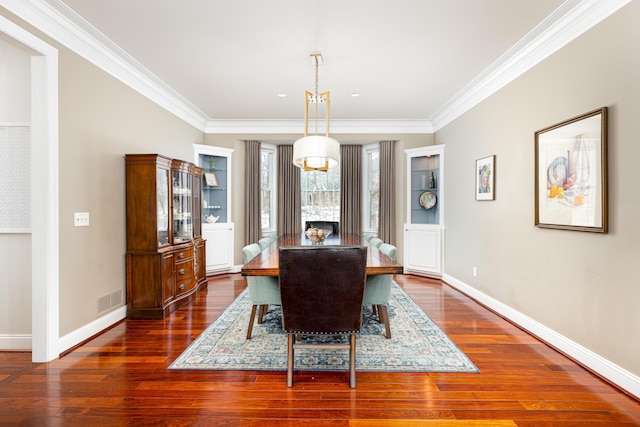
[169,282,478,373]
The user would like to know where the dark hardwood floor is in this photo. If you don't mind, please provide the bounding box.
[1,273,638,426]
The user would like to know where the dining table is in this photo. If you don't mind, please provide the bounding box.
[241,233,404,277]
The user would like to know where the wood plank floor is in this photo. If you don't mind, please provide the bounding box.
[1,273,638,426]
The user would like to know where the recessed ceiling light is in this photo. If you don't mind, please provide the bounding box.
[351,93,361,97]
[278,93,287,98]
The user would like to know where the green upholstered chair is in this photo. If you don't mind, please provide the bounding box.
[363,233,374,242]
[258,237,272,251]
[363,243,397,339]
[369,237,383,248]
[242,243,281,339]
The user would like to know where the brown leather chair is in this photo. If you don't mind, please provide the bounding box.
[278,245,368,388]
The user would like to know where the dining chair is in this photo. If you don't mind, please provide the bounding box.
[258,237,272,250]
[278,245,368,388]
[362,233,374,242]
[363,243,397,339]
[369,237,383,248]
[242,243,281,339]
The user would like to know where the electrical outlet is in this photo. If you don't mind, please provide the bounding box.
[473,266,477,277]
[74,212,90,227]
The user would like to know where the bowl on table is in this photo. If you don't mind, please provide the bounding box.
[305,228,332,243]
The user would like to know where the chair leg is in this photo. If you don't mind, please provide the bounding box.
[247,305,258,339]
[258,304,268,324]
[349,334,357,388]
[378,305,391,339]
[372,305,377,316]
[287,334,294,387]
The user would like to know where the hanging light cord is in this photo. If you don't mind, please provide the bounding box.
[313,56,320,136]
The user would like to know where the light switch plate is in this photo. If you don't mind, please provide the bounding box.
[74,212,90,227]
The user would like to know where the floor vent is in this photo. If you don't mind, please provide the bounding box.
[97,289,124,316]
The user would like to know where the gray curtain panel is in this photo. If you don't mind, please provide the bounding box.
[277,145,301,235]
[339,145,362,235]
[379,140,396,244]
[244,140,261,245]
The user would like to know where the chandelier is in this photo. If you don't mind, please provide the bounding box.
[292,53,340,172]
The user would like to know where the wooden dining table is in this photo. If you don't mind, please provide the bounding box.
[241,233,404,277]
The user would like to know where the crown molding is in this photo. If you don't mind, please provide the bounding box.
[4,0,209,131]
[205,119,434,135]
[430,0,632,131]
[4,0,630,135]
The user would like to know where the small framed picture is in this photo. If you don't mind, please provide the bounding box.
[204,172,218,187]
[475,155,495,200]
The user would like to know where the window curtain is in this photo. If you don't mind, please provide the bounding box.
[378,140,395,244]
[339,145,362,235]
[277,145,301,235]
[244,140,261,245]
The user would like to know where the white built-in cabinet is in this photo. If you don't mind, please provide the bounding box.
[404,144,445,277]
[193,144,235,274]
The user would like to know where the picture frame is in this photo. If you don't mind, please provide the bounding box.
[475,155,495,201]
[204,172,218,187]
[534,107,608,233]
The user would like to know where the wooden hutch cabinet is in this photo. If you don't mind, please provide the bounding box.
[125,154,207,319]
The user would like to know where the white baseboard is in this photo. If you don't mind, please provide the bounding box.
[443,273,640,400]
[0,334,32,350]
[57,306,127,355]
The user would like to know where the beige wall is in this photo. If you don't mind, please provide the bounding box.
[437,1,639,375]
[0,36,30,120]
[0,37,31,337]
[55,49,204,335]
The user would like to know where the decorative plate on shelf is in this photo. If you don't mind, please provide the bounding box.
[419,191,437,209]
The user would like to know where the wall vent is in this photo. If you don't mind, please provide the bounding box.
[97,289,124,316]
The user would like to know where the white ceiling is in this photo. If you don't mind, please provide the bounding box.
[29,1,621,132]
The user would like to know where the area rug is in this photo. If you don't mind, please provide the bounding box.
[169,282,478,373]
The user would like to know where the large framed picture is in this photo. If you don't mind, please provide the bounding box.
[475,155,495,201]
[534,107,608,233]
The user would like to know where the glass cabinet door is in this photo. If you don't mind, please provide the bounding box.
[200,154,228,224]
[172,170,193,243]
[157,168,170,246]
[410,154,440,225]
[193,171,202,238]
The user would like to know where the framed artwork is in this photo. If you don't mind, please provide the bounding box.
[534,107,608,233]
[475,155,495,201]
[204,172,218,187]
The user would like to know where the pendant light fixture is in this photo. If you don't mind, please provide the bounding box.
[292,53,340,172]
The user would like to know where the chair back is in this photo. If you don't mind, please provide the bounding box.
[370,237,383,248]
[378,243,397,260]
[242,243,262,263]
[363,243,397,306]
[242,243,280,305]
[258,237,271,250]
[279,246,367,334]
[304,220,340,235]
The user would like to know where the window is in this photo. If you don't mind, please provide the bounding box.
[300,166,340,226]
[363,144,380,233]
[260,144,276,233]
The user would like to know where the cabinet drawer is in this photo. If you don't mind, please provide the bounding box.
[175,259,194,278]
[175,275,195,296]
[174,247,194,262]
